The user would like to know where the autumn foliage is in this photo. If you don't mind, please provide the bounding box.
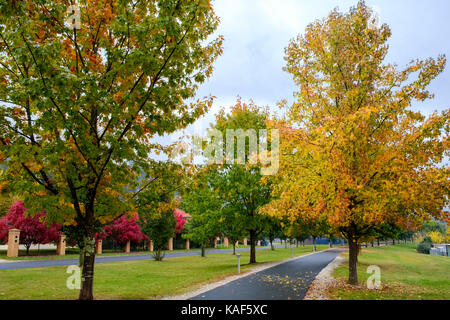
[97,214,148,247]
[0,201,61,254]
[264,2,449,285]
[174,209,188,234]
[0,0,222,299]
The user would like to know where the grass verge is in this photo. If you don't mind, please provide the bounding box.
[328,244,450,300]
[0,245,328,300]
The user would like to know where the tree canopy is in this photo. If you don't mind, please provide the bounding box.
[264,1,449,284]
[0,0,222,299]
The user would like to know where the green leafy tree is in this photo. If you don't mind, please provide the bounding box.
[181,166,222,257]
[0,0,222,299]
[140,207,176,261]
[419,221,446,235]
[262,216,283,250]
[209,100,274,264]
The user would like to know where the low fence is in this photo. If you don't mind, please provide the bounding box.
[430,244,449,257]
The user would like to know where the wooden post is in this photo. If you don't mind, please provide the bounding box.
[7,229,20,258]
[124,240,131,253]
[185,239,190,250]
[56,235,66,256]
[95,240,102,255]
[224,237,229,247]
[168,238,173,251]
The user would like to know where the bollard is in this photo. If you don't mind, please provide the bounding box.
[237,254,241,274]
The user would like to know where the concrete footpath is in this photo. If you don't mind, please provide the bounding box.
[190,249,343,300]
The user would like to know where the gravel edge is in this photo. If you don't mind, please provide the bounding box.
[303,254,346,300]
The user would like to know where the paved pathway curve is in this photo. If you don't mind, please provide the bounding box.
[0,246,282,271]
[191,249,343,300]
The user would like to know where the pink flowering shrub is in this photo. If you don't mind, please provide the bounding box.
[0,201,61,255]
[174,209,187,234]
[100,214,148,247]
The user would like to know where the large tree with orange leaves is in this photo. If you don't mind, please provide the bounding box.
[264,1,449,285]
[0,0,222,299]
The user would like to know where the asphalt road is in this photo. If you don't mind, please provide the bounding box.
[190,249,342,300]
[0,246,282,270]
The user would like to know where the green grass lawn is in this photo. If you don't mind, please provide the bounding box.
[328,244,450,300]
[0,248,191,261]
[0,245,328,300]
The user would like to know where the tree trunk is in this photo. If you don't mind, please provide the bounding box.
[201,244,206,257]
[377,239,380,247]
[232,243,236,255]
[79,235,96,300]
[329,240,332,248]
[270,239,274,251]
[348,238,358,285]
[357,243,361,262]
[312,237,317,252]
[26,245,30,256]
[249,230,256,264]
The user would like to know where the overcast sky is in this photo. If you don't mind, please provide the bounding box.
[169,0,450,142]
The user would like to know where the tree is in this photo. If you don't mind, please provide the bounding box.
[298,216,330,252]
[428,231,445,244]
[140,206,176,261]
[379,223,405,245]
[102,214,148,249]
[207,100,275,264]
[182,165,222,257]
[267,1,448,285]
[219,204,247,255]
[286,221,310,247]
[0,193,13,217]
[262,216,283,251]
[0,173,13,217]
[0,0,222,299]
[419,221,446,235]
[0,201,60,255]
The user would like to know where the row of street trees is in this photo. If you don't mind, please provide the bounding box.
[262,2,448,285]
